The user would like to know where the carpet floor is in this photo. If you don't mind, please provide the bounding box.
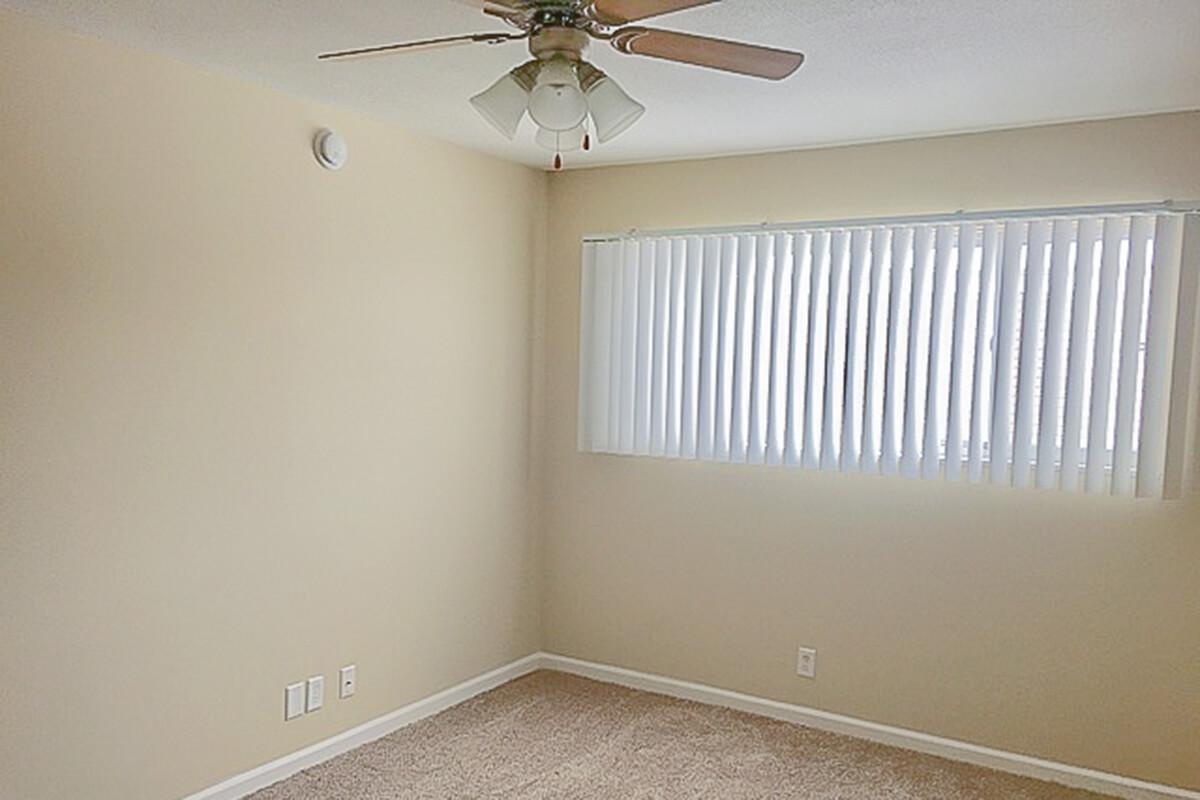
[248,670,1113,799]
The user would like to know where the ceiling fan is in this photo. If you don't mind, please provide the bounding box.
[318,0,805,169]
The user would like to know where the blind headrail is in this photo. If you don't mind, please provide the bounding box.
[582,200,1200,243]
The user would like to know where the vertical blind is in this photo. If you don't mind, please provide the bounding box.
[577,208,1199,498]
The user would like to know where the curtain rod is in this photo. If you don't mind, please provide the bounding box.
[582,200,1200,243]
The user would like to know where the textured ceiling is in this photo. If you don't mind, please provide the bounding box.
[4,0,1199,169]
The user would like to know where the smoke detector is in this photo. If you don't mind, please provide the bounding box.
[313,129,348,171]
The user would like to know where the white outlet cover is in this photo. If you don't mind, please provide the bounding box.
[284,682,305,721]
[797,646,817,679]
[339,664,356,699]
[306,675,324,713]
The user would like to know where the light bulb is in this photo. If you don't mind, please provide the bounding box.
[527,60,588,132]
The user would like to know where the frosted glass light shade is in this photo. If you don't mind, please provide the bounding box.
[470,72,529,140]
[528,60,588,132]
[535,124,587,152]
[586,76,645,143]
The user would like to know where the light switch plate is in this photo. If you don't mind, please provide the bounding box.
[306,675,324,713]
[285,682,305,720]
[339,664,356,699]
[797,646,817,679]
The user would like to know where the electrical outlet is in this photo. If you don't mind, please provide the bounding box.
[339,664,356,699]
[796,646,817,679]
[306,675,324,713]
[285,682,305,721]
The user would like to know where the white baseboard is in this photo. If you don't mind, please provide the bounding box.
[541,653,1200,800]
[180,653,542,800]
[183,651,1199,800]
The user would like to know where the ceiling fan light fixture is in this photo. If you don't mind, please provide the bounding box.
[583,71,645,144]
[322,2,806,157]
[527,59,589,132]
[469,66,534,140]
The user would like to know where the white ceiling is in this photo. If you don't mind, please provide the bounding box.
[5,0,1199,169]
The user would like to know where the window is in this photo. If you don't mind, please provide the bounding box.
[576,206,1199,498]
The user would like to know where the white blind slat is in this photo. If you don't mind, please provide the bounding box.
[767,233,793,465]
[902,226,935,477]
[696,237,721,459]
[578,243,596,451]
[665,239,687,458]
[1161,216,1200,499]
[588,243,616,451]
[1084,218,1124,493]
[680,237,703,459]
[1061,218,1102,491]
[922,224,957,480]
[577,246,596,447]
[862,227,891,472]
[617,240,638,452]
[714,237,738,461]
[820,231,851,470]
[1012,219,1052,487]
[990,221,1026,484]
[1136,216,1185,497]
[881,226,914,475]
[650,240,671,456]
[632,240,656,455]
[1111,217,1153,494]
[804,231,831,470]
[967,223,1001,482]
[842,229,872,470]
[785,233,813,466]
[730,235,756,462]
[605,242,624,452]
[945,223,977,480]
[749,234,775,464]
[1035,219,1075,489]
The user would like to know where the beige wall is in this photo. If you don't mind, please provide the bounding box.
[0,12,545,800]
[541,112,1200,791]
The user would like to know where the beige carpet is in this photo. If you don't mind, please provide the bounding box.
[249,670,1113,799]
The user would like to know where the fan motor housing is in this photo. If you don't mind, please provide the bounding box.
[530,27,590,61]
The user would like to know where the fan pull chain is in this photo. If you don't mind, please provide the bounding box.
[553,129,564,170]
[549,121,594,170]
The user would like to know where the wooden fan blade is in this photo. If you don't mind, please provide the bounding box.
[589,0,718,25]
[447,0,529,9]
[611,27,804,80]
[447,0,532,19]
[318,32,522,61]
